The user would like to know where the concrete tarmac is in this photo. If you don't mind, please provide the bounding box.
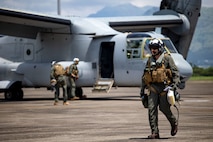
[0,81,213,142]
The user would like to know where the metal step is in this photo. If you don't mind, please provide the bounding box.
[92,78,114,93]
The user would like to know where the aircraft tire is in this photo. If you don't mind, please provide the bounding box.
[75,87,83,98]
[4,91,14,101]
[178,81,186,89]
[15,89,24,100]
[4,89,24,101]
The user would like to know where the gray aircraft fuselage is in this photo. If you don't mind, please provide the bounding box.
[0,0,201,100]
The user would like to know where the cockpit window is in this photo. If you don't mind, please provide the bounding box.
[161,39,178,53]
[143,39,152,58]
[126,37,178,59]
[126,39,142,59]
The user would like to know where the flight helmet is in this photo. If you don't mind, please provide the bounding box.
[73,58,79,62]
[149,38,164,53]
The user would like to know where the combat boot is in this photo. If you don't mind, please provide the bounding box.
[70,96,79,101]
[171,124,178,136]
[63,102,69,105]
[148,133,160,139]
[54,101,58,105]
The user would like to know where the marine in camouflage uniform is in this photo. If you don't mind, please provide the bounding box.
[140,39,180,139]
[67,58,79,100]
[50,62,69,105]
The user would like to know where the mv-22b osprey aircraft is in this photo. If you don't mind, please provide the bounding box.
[0,0,201,100]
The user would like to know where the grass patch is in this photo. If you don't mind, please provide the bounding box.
[189,76,213,81]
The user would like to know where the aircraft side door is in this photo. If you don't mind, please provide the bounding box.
[99,42,115,78]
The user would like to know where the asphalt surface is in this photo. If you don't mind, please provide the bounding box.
[0,81,213,142]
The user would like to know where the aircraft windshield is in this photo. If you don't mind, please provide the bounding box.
[126,39,142,59]
[161,39,178,53]
[126,38,178,59]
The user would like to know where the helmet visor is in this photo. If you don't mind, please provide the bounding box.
[149,44,159,49]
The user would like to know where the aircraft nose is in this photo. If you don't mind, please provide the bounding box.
[171,54,193,81]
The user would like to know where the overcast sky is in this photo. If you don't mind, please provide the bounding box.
[0,0,212,17]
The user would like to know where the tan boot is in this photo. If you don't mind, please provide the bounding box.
[70,96,79,101]
[148,133,160,139]
[63,102,69,105]
[54,101,58,105]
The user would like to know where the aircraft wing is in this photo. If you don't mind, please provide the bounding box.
[0,7,185,38]
[0,8,71,38]
[95,10,184,32]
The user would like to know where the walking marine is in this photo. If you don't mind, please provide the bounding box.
[140,38,180,139]
[50,61,69,105]
[67,58,79,100]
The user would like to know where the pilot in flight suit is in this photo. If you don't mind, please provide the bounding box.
[140,38,180,139]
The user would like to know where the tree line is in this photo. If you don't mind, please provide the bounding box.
[192,66,213,76]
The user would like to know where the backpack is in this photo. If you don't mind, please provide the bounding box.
[53,64,65,77]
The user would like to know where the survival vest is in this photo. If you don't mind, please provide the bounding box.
[65,66,70,76]
[53,64,65,77]
[65,64,78,77]
[70,64,79,77]
[143,54,172,85]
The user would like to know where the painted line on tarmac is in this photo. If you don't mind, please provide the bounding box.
[183,99,210,103]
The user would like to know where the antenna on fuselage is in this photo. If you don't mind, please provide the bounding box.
[57,0,61,15]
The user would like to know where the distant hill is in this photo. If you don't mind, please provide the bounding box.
[88,3,157,17]
[187,7,213,67]
[88,4,213,67]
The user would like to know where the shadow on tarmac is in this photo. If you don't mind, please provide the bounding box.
[0,95,141,102]
[129,137,170,140]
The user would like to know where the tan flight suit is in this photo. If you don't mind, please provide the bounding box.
[141,52,180,134]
